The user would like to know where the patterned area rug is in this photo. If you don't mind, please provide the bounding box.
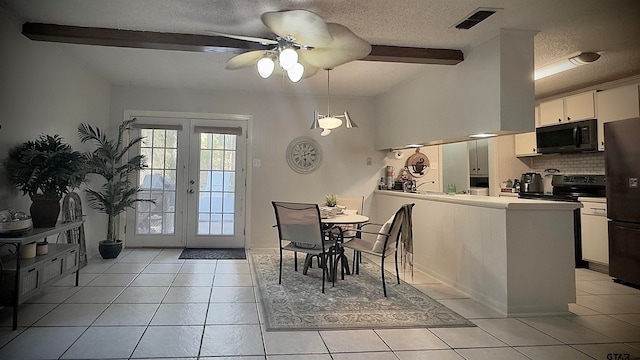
[250,253,474,331]
[178,248,246,260]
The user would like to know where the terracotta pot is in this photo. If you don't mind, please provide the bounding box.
[30,195,61,228]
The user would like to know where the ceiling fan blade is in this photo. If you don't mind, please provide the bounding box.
[261,10,332,48]
[302,23,371,69]
[207,31,278,46]
[226,50,269,70]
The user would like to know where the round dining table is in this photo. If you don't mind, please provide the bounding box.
[320,211,369,280]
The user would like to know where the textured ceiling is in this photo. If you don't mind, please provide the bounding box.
[2,0,639,98]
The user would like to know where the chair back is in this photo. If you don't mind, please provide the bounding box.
[336,195,364,214]
[382,204,413,255]
[272,202,324,249]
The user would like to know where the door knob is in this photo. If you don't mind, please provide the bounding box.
[188,189,194,194]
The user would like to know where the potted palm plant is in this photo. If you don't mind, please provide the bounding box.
[78,118,152,259]
[3,134,86,228]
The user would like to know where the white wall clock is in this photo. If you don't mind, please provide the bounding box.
[286,136,322,174]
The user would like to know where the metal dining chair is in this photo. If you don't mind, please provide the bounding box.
[272,201,338,293]
[342,203,414,297]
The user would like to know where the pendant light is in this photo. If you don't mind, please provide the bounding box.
[311,69,358,136]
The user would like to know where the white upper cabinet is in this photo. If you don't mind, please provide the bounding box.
[539,98,564,126]
[469,139,489,176]
[596,84,640,150]
[539,91,596,126]
[515,132,538,156]
[565,91,596,122]
[514,106,539,157]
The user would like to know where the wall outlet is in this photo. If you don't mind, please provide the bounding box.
[430,162,438,170]
[366,157,372,165]
[252,159,261,167]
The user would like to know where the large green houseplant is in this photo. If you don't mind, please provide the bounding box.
[78,118,152,259]
[3,134,86,228]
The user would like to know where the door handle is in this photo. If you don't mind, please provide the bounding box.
[188,189,194,194]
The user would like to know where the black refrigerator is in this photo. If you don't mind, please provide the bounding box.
[605,117,640,287]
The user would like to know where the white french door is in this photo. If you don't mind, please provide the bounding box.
[125,116,247,248]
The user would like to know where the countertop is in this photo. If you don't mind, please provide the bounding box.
[577,197,606,204]
[375,190,582,211]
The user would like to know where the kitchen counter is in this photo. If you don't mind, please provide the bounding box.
[375,190,581,316]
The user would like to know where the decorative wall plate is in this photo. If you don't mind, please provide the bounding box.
[406,149,430,178]
[286,136,322,174]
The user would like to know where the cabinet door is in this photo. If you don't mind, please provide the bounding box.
[539,98,564,126]
[468,141,477,175]
[515,132,538,156]
[581,214,609,264]
[475,139,489,176]
[597,85,640,150]
[581,201,608,265]
[565,91,595,122]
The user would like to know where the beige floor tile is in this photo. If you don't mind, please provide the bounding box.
[263,330,328,354]
[567,314,640,342]
[456,347,531,360]
[516,344,596,360]
[430,327,507,348]
[436,299,505,319]
[131,325,203,358]
[319,329,390,353]
[573,343,640,359]
[395,349,465,360]
[375,328,449,350]
[519,316,617,344]
[93,303,158,326]
[200,325,264,356]
[163,286,212,303]
[473,318,561,346]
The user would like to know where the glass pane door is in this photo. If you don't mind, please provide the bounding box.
[125,116,246,249]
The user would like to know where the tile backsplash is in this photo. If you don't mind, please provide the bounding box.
[530,152,605,175]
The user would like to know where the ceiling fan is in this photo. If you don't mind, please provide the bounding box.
[213,9,372,82]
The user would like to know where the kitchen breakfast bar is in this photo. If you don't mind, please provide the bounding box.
[375,190,582,317]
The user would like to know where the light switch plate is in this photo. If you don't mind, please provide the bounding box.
[431,162,438,170]
[253,159,261,167]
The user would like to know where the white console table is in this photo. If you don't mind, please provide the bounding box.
[0,220,83,330]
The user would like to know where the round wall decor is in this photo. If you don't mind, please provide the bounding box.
[286,136,322,174]
[406,149,430,178]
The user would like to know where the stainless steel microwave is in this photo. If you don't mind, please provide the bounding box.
[536,118,598,154]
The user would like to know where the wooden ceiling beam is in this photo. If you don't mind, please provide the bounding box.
[22,22,464,65]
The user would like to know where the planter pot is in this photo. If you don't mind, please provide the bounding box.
[30,195,61,228]
[98,240,123,259]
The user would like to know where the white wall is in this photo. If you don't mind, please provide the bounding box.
[374,29,536,150]
[0,7,111,258]
[109,86,383,248]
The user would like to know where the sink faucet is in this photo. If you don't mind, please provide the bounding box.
[412,180,435,192]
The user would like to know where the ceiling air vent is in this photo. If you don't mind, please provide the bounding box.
[454,8,497,30]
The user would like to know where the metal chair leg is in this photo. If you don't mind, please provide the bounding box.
[381,255,387,297]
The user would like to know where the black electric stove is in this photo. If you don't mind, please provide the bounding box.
[519,174,606,268]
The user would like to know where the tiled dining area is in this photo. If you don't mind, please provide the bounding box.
[0,247,639,359]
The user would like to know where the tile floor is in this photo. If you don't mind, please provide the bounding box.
[0,248,639,359]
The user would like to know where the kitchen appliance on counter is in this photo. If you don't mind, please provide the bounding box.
[519,172,543,194]
[519,174,606,268]
[536,118,598,154]
[605,117,640,287]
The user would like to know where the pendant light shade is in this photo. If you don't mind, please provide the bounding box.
[318,116,343,130]
[344,111,358,128]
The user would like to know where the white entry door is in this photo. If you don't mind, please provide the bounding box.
[125,116,247,248]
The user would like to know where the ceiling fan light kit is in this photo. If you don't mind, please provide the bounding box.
[218,10,371,84]
[534,51,601,80]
